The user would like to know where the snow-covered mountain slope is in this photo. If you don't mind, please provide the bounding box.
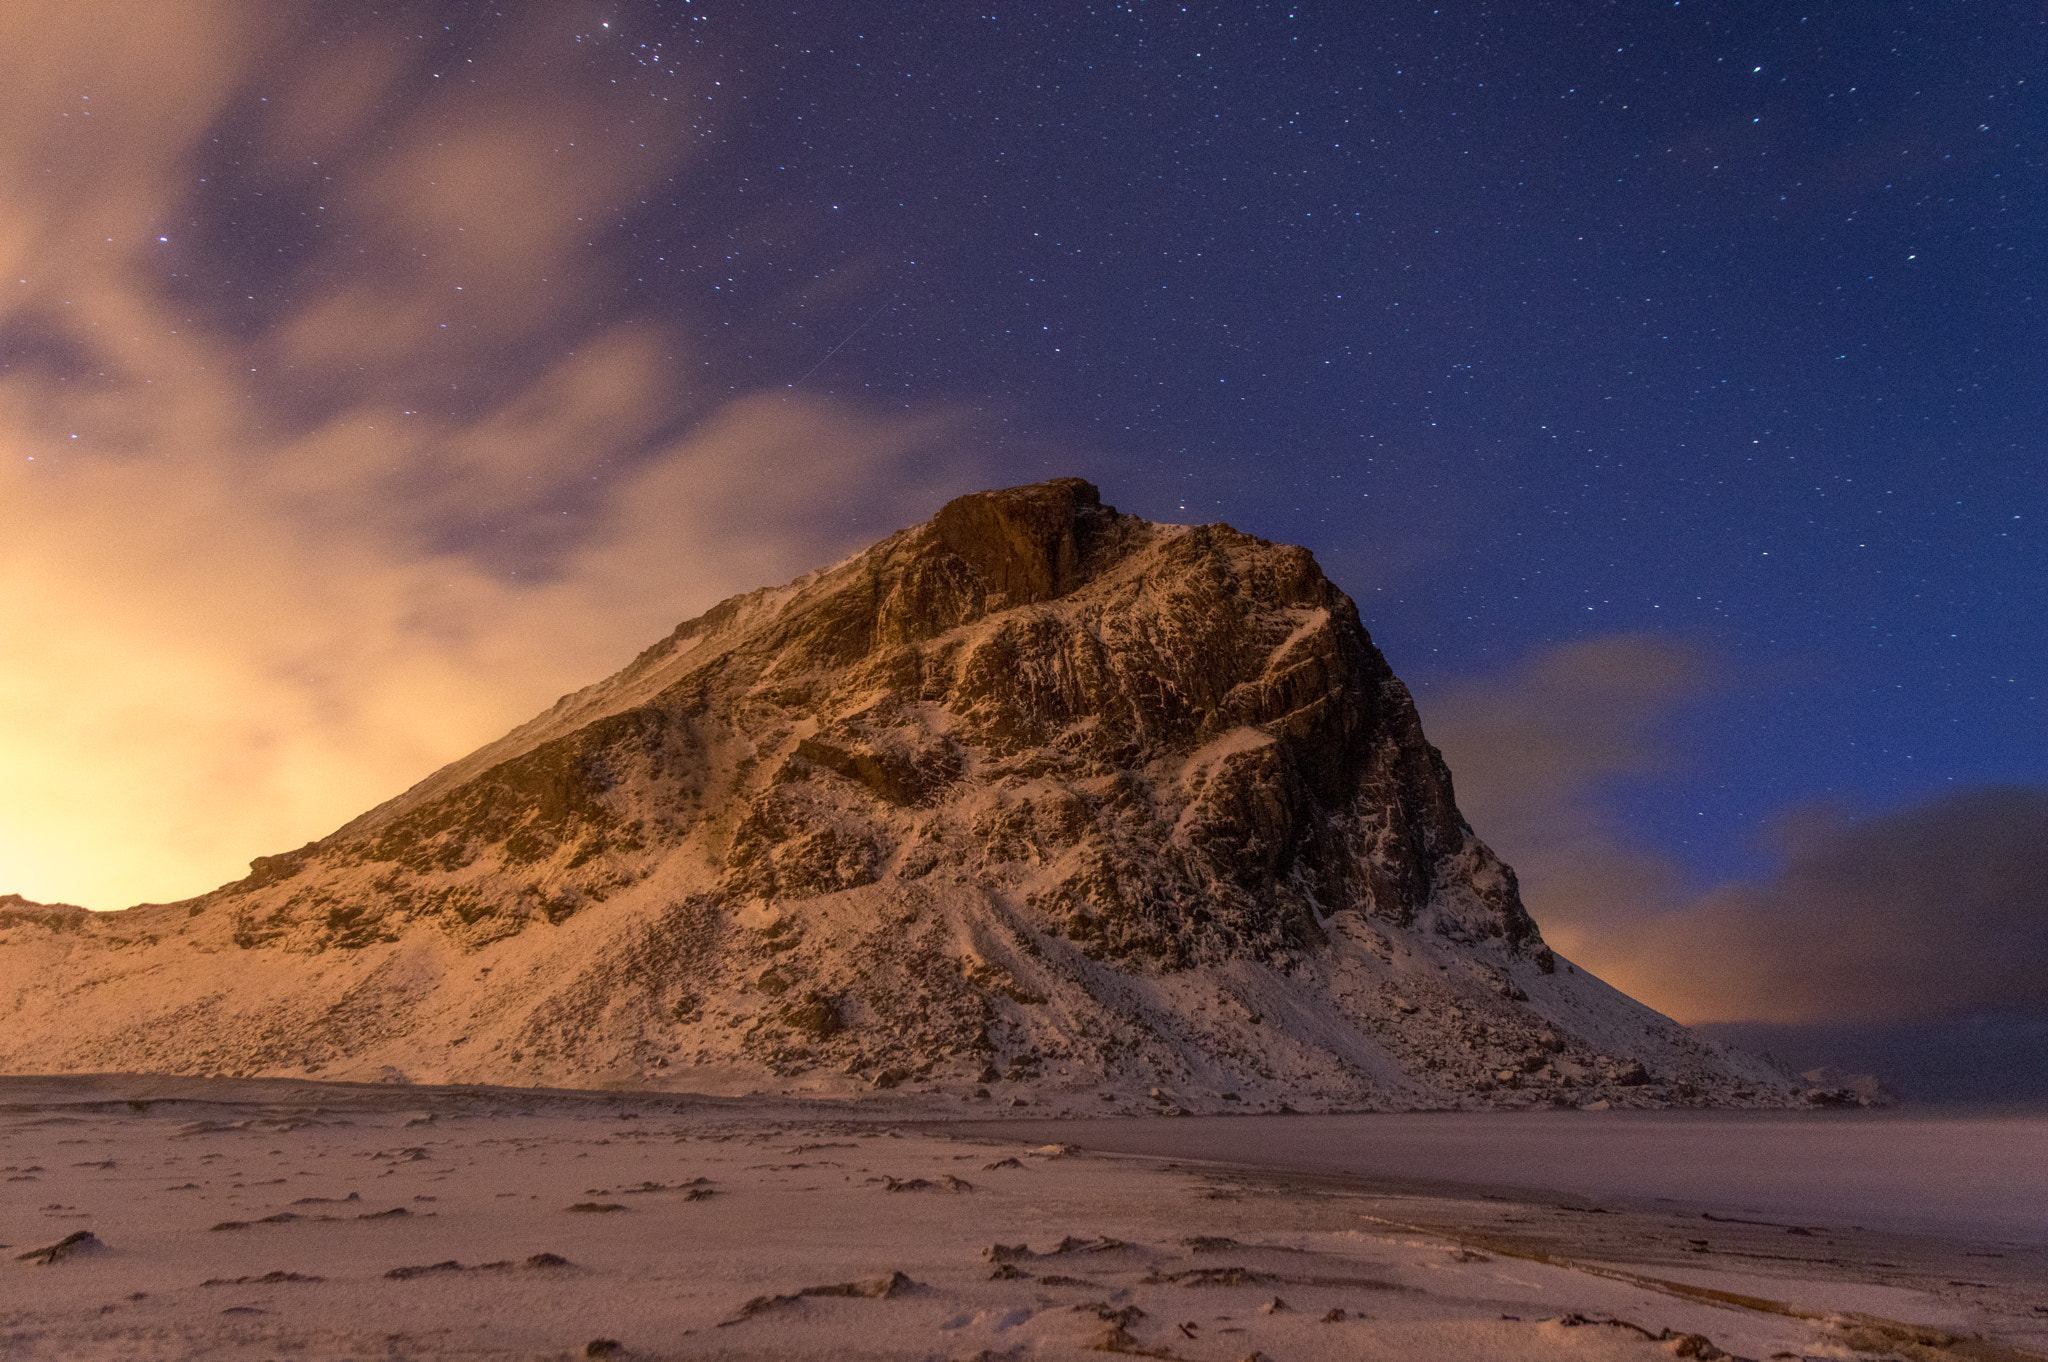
[0,479,1794,1111]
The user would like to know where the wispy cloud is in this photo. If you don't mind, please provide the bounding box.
[0,4,980,909]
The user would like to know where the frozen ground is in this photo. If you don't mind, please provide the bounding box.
[967,1110,2048,1244]
[3,1077,2043,1361]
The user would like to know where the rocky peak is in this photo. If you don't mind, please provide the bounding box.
[930,476,1120,606]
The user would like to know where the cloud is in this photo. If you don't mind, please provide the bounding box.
[1423,637,2048,1025]
[1422,635,1711,942]
[1423,635,1711,865]
[0,5,983,910]
[1606,788,2048,1024]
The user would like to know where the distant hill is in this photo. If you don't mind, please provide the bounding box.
[1696,1016,2048,1107]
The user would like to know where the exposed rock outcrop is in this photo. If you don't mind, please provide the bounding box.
[0,480,1792,1111]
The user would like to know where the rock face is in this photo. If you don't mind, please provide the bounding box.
[0,480,1792,1111]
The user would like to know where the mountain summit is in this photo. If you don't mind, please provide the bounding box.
[0,479,1788,1110]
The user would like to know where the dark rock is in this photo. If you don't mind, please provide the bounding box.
[779,991,843,1039]
[1183,1236,1241,1253]
[800,1271,914,1299]
[1163,1266,1272,1287]
[723,1271,915,1325]
[1802,1086,1864,1108]
[15,1230,103,1265]
[932,476,1111,607]
[230,844,317,893]
[209,1212,303,1231]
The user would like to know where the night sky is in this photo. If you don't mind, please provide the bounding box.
[2,4,2042,1058]
[622,0,2045,872]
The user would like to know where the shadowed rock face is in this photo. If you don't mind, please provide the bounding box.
[0,481,1792,1110]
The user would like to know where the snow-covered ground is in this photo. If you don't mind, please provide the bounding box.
[4,1077,2041,1360]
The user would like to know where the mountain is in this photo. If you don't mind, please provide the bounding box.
[0,479,1792,1111]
